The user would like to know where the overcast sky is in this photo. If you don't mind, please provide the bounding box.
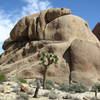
[0,0,100,53]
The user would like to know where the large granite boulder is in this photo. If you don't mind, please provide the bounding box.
[9,8,71,42]
[0,8,100,86]
[3,8,99,50]
[69,40,100,86]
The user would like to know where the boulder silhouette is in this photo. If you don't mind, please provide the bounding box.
[93,22,100,41]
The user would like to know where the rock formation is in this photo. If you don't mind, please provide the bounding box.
[0,8,100,86]
[93,22,100,40]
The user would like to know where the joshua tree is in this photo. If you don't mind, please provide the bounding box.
[39,51,58,89]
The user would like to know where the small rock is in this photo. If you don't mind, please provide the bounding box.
[43,92,49,97]
[0,93,4,99]
[48,90,58,99]
[20,83,30,92]
[12,87,21,93]
[0,93,17,100]
[73,97,80,100]
[4,86,13,93]
[26,89,34,95]
[63,94,72,99]
[83,97,91,100]
[11,83,21,93]
[0,86,4,93]
[17,92,29,100]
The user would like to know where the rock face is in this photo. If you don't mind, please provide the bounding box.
[93,22,100,40]
[70,40,100,85]
[0,8,100,86]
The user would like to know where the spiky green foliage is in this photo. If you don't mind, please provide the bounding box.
[40,51,58,66]
[18,79,27,83]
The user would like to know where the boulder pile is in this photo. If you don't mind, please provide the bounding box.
[0,8,100,86]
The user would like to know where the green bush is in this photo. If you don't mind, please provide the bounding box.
[18,79,27,83]
[0,74,6,82]
[59,83,88,93]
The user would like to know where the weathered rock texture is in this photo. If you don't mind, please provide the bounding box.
[93,22,100,40]
[0,8,100,86]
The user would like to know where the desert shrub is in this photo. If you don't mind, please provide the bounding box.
[32,79,55,90]
[0,73,6,83]
[59,83,88,93]
[40,79,55,90]
[45,80,55,90]
[91,84,100,92]
[69,84,88,93]
[59,83,69,92]
[18,79,27,83]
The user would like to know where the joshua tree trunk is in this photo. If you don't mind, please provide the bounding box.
[43,66,47,89]
[33,80,41,98]
[95,89,98,100]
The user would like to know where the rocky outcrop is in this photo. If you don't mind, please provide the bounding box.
[69,40,100,86]
[9,8,71,42]
[93,22,100,40]
[0,8,100,86]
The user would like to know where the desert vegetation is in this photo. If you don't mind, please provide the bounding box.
[39,51,58,89]
[0,73,6,83]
